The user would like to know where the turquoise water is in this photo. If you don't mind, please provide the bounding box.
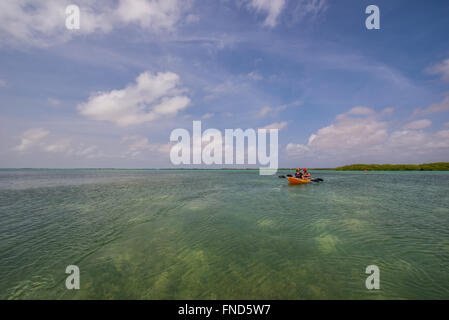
[0,169,448,299]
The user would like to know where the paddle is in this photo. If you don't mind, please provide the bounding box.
[278,175,323,182]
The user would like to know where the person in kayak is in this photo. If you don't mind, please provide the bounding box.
[303,168,311,181]
[294,168,303,179]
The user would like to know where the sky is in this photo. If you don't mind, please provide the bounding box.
[1,0,449,168]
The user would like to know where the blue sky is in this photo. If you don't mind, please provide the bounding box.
[1,0,449,168]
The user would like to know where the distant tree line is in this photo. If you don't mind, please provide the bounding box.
[335,162,449,171]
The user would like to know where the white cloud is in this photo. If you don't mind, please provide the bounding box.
[286,106,449,163]
[258,104,286,117]
[0,79,7,87]
[0,0,109,47]
[67,143,105,159]
[248,0,286,27]
[308,116,388,153]
[380,107,395,115]
[60,144,98,158]
[422,96,449,114]
[386,129,449,155]
[247,71,263,80]
[347,106,375,116]
[44,140,71,153]
[122,135,151,152]
[14,128,50,151]
[202,113,214,119]
[412,96,449,116]
[77,146,99,157]
[336,106,376,120]
[403,119,432,130]
[258,106,272,117]
[115,0,184,31]
[0,0,188,47]
[13,128,103,158]
[257,100,300,117]
[121,135,173,156]
[261,121,288,130]
[77,71,190,126]
[285,143,310,156]
[426,58,449,81]
[291,0,328,22]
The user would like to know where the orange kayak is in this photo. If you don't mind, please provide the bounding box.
[287,177,310,184]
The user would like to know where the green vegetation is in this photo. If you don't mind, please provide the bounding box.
[335,162,449,171]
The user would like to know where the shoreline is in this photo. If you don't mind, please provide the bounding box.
[0,162,448,171]
[0,167,448,171]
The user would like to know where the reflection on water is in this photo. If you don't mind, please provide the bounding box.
[0,169,449,299]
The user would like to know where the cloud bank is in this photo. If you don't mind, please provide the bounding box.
[286,107,449,164]
[0,0,189,47]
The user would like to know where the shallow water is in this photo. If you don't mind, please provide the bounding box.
[0,169,448,299]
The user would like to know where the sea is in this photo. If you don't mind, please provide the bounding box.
[0,169,448,299]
